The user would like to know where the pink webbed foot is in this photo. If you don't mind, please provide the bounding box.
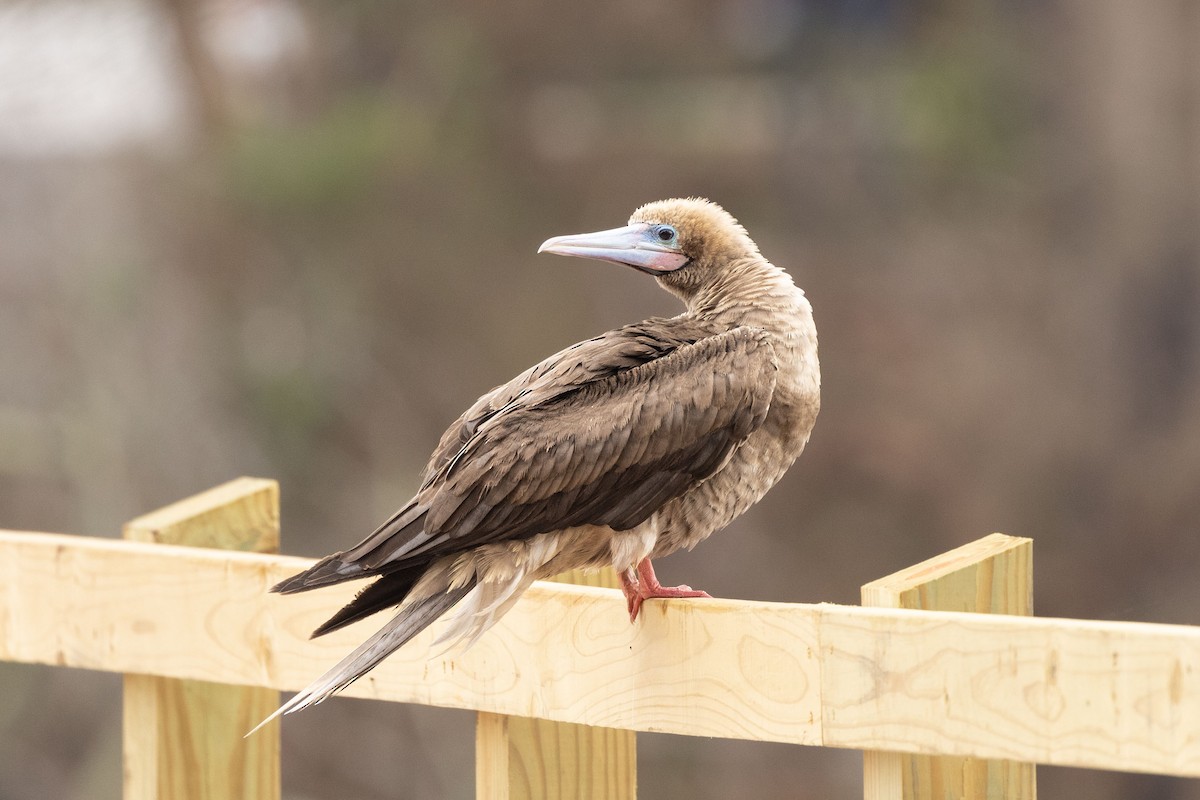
[618,558,712,622]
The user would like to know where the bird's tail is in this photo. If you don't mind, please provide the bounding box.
[433,572,535,653]
[247,580,475,736]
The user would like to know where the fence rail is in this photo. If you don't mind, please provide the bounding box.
[2,478,1198,798]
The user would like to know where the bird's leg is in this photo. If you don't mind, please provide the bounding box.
[636,558,712,601]
[618,567,642,621]
[618,558,712,623]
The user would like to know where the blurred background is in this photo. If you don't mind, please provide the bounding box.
[2,0,1199,797]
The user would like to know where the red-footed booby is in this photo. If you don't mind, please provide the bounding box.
[253,198,820,731]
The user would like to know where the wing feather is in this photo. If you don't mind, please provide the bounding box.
[402,324,776,553]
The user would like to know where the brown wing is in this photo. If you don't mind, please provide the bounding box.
[419,318,715,484]
[274,323,776,593]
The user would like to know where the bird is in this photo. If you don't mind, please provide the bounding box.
[252,197,820,731]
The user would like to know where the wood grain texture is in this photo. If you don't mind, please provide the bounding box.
[479,713,636,800]
[3,530,1200,777]
[477,712,512,800]
[124,675,281,799]
[819,604,1200,777]
[861,533,1036,800]
[861,533,1032,615]
[123,476,280,553]
[122,477,280,800]
[863,751,903,800]
[476,568,636,799]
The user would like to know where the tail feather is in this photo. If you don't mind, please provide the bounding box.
[247,580,475,736]
[270,503,430,595]
[310,566,425,638]
[433,578,533,654]
[272,554,365,594]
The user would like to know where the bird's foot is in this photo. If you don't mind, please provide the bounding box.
[618,558,712,623]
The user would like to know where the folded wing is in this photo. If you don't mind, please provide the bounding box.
[273,323,778,624]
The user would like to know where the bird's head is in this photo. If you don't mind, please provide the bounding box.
[538,198,761,302]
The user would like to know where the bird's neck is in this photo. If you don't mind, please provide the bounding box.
[681,258,820,415]
[683,258,813,334]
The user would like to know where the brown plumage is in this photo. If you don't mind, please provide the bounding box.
[252,198,820,731]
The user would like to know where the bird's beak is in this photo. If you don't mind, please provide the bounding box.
[538,223,689,275]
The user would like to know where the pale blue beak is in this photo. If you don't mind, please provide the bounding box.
[538,223,689,275]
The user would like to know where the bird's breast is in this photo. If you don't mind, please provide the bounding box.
[650,312,819,557]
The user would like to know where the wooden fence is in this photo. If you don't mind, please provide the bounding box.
[2,477,1198,799]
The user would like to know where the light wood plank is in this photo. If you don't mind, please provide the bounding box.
[122,478,281,800]
[862,751,903,800]
[123,476,280,553]
[861,533,1036,800]
[861,532,1032,615]
[476,568,636,799]
[477,712,512,800]
[3,530,1200,777]
[0,529,823,744]
[819,604,1200,777]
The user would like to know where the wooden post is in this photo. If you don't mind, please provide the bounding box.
[476,569,636,800]
[860,533,1036,800]
[122,477,281,800]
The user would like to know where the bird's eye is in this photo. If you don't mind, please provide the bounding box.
[654,225,678,244]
